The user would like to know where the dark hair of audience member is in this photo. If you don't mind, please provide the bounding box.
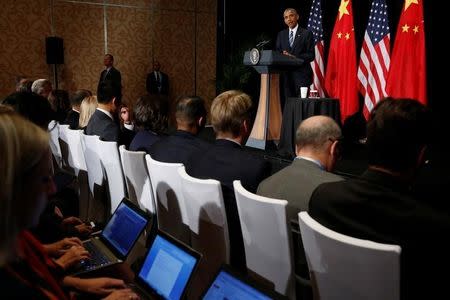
[133,96,166,133]
[70,89,91,107]
[175,96,207,126]
[2,92,54,129]
[97,81,120,105]
[367,97,431,172]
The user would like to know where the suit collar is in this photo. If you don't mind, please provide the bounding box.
[294,156,325,170]
[215,138,243,149]
[360,169,411,191]
[96,108,114,120]
[174,130,196,139]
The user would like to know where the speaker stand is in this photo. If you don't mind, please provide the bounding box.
[53,64,59,90]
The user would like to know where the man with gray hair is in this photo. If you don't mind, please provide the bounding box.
[257,115,343,221]
[31,79,52,99]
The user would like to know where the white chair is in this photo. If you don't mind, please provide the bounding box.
[65,128,87,176]
[178,166,230,299]
[80,133,107,222]
[97,139,127,215]
[119,145,155,214]
[233,180,295,299]
[145,154,190,244]
[58,124,71,171]
[48,120,62,169]
[298,211,401,300]
[65,128,89,220]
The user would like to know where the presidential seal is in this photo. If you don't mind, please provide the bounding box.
[249,48,260,65]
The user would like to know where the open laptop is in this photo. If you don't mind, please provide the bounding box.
[130,230,201,300]
[201,265,288,300]
[72,198,151,275]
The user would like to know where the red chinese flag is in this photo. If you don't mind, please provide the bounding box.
[325,0,359,123]
[386,0,426,104]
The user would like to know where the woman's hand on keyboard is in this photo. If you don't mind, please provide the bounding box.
[54,245,90,270]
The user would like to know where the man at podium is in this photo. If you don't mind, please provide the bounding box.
[276,8,314,108]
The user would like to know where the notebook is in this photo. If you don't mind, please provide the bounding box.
[130,230,201,300]
[201,265,288,300]
[72,198,151,275]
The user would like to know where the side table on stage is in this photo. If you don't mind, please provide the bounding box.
[243,49,303,150]
[278,97,341,158]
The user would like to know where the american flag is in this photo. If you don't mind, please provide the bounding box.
[358,0,390,119]
[307,0,326,97]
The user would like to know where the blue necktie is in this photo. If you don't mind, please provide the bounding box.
[289,30,294,48]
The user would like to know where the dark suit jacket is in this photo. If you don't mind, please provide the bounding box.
[146,71,169,95]
[129,130,162,153]
[276,26,315,98]
[309,169,450,300]
[185,139,271,270]
[149,130,210,165]
[97,67,122,97]
[63,110,80,129]
[85,109,134,147]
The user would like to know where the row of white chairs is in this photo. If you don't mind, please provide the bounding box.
[48,121,401,300]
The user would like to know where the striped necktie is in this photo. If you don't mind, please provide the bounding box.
[289,30,294,48]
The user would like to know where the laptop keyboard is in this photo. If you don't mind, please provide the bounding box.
[81,240,112,270]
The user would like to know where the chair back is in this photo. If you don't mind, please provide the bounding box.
[97,139,126,214]
[298,211,401,300]
[233,180,295,298]
[179,166,230,299]
[65,128,89,219]
[48,120,62,169]
[145,154,190,244]
[58,124,71,170]
[119,145,155,214]
[65,128,87,175]
[80,133,107,222]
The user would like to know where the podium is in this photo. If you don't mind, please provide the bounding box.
[243,50,304,150]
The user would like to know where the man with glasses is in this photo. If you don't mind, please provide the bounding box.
[257,115,343,222]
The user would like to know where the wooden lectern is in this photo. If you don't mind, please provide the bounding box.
[243,50,303,150]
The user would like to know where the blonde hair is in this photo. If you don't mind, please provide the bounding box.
[210,90,252,137]
[0,108,49,266]
[78,95,98,128]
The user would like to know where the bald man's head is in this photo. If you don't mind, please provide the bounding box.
[295,115,341,152]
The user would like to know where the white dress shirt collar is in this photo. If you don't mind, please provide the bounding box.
[96,107,113,120]
[290,24,299,38]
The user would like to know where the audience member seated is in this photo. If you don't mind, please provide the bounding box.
[258,115,344,221]
[15,75,31,93]
[64,89,92,129]
[31,78,53,100]
[0,109,139,299]
[129,95,167,152]
[85,81,135,147]
[2,93,91,242]
[308,98,450,300]
[185,90,271,270]
[78,95,98,129]
[149,95,210,164]
[49,89,71,123]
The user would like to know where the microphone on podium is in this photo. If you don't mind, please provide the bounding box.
[256,39,271,49]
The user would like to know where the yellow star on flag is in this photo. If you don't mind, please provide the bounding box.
[345,33,350,40]
[337,32,342,38]
[402,23,410,32]
[405,0,418,11]
[338,0,350,20]
[413,25,419,34]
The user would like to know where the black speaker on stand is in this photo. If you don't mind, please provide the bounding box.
[46,36,64,90]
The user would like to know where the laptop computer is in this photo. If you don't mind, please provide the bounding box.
[72,198,151,275]
[201,265,288,300]
[130,230,201,300]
